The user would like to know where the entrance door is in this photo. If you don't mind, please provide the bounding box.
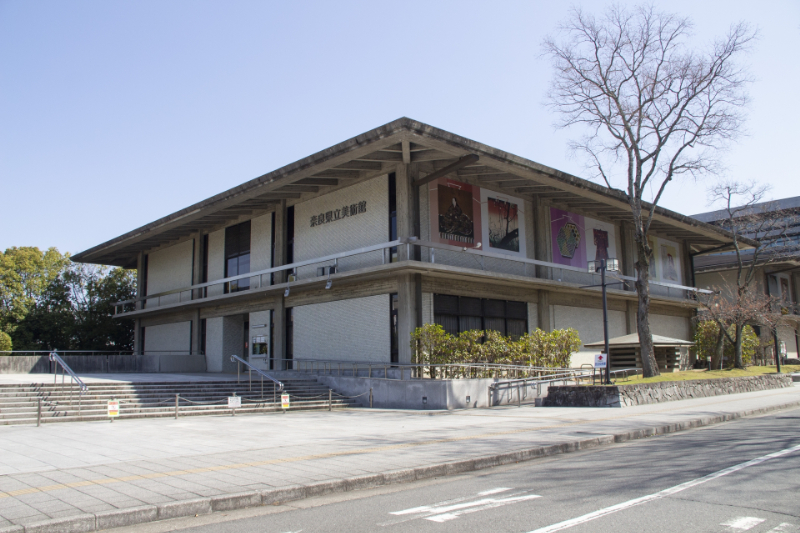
[248,311,271,371]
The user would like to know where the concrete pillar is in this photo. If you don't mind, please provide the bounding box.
[133,318,142,355]
[192,232,205,296]
[537,290,551,332]
[396,162,420,261]
[397,274,420,364]
[682,240,694,287]
[133,251,145,355]
[273,297,286,368]
[191,308,202,356]
[619,221,637,293]
[273,200,287,284]
[136,251,145,310]
[626,300,637,335]
[618,222,636,278]
[533,198,551,279]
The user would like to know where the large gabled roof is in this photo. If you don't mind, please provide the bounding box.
[72,117,743,268]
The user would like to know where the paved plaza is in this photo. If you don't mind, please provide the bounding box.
[0,378,798,531]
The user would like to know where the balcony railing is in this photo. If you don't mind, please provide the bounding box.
[112,237,712,315]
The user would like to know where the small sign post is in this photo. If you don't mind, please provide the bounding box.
[281,393,290,410]
[594,354,607,369]
[107,399,119,422]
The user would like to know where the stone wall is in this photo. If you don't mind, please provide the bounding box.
[543,374,793,408]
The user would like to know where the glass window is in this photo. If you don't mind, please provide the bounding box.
[433,294,528,340]
[225,221,251,293]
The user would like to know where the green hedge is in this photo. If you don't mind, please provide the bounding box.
[410,324,581,368]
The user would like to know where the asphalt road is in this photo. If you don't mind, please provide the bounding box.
[115,407,800,533]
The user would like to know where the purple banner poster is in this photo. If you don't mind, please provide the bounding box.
[550,207,586,267]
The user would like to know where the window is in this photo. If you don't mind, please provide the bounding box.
[286,205,295,265]
[285,307,293,370]
[225,221,251,293]
[390,293,399,363]
[433,294,528,340]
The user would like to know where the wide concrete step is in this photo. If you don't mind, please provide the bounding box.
[0,386,335,400]
[0,400,360,425]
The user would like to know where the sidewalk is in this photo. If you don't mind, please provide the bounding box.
[0,385,798,532]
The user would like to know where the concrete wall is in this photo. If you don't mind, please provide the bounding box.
[143,321,191,355]
[553,305,627,367]
[205,317,224,372]
[293,175,389,278]
[147,240,193,305]
[314,375,543,409]
[250,213,272,284]
[207,228,225,297]
[293,294,391,362]
[650,314,691,340]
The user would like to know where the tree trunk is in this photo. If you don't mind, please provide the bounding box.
[634,253,659,378]
[711,326,725,370]
[733,323,745,369]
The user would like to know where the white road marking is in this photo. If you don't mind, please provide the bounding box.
[721,517,766,531]
[383,488,539,526]
[766,524,798,532]
[479,487,513,496]
[527,442,800,533]
[426,494,542,522]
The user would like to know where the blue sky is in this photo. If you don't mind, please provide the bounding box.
[1,0,798,256]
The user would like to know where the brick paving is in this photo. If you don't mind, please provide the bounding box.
[0,382,798,529]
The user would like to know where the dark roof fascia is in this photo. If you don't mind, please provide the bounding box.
[73,117,744,265]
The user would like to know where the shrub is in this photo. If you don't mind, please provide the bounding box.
[0,331,11,354]
[693,320,760,366]
[410,324,581,370]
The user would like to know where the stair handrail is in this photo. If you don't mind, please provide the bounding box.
[49,349,87,394]
[230,354,284,391]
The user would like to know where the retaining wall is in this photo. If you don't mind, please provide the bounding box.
[0,355,207,374]
[314,374,548,409]
[542,374,793,408]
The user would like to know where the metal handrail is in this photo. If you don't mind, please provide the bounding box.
[112,236,712,314]
[230,354,283,391]
[49,350,87,394]
[280,357,581,381]
[113,239,405,310]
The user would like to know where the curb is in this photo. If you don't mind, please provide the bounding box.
[10,399,800,532]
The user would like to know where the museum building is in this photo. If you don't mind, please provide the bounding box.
[72,118,739,372]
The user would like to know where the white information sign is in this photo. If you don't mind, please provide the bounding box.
[107,400,119,418]
[281,394,290,409]
[594,354,608,369]
[227,396,241,409]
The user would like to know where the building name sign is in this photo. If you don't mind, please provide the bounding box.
[310,201,367,227]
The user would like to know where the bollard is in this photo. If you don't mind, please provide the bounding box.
[328,389,332,411]
[175,394,179,419]
[369,388,373,409]
[37,398,42,427]
[517,384,521,407]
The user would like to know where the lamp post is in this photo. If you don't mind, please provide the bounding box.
[589,258,619,385]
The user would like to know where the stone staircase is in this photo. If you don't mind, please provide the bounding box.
[0,377,359,425]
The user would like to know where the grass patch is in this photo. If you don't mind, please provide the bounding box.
[607,365,800,385]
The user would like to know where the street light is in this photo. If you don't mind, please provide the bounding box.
[588,258,619,385]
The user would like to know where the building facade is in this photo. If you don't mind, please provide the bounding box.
[693,197,800,360]
[72,119,738,372]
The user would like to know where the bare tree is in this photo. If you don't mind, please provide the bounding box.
[543,5,755,377]
[697,182,799,368]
